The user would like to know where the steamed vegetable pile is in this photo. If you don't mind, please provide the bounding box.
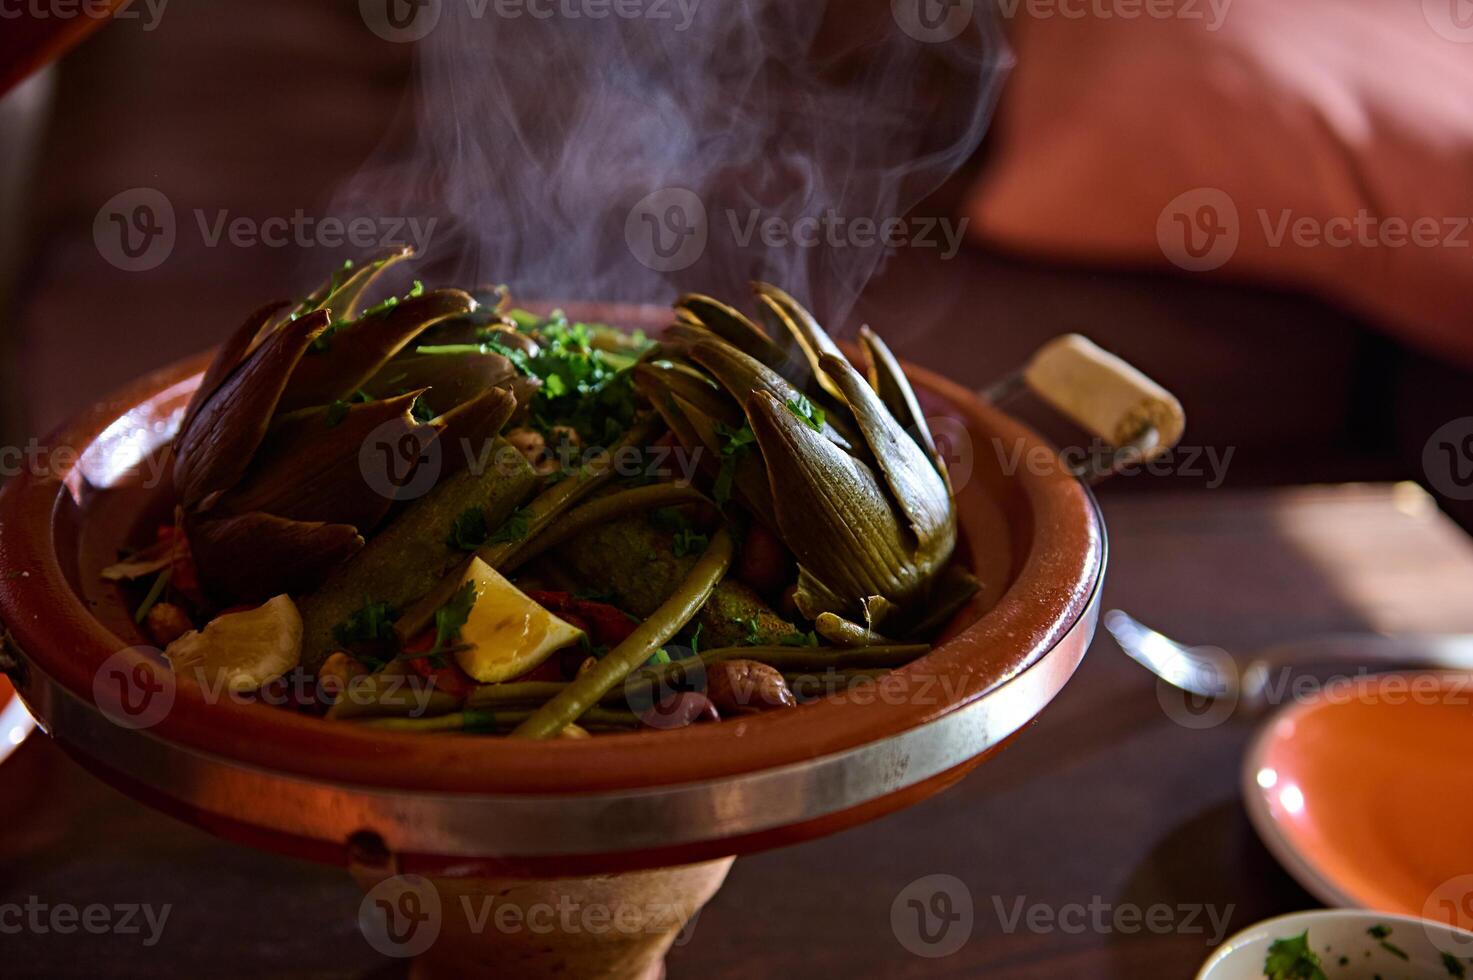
[107,248,980,738]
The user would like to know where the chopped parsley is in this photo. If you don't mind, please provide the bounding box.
[332,599,397,665]
[496,311,645,446]
[324,400,350,428]
[447,507,490,551]
[1264,932,1327,980]
[785,394,826,432]
[488,508,530,545]
[1367,925,1391,940]
[431,581,479,657]
[713,422,756,505]
[779,630,820,647]
[312,280,425,352]
[739,615,763,645]
[1444,952,1467,978]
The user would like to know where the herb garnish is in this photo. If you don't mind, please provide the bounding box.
[713,422,756,505]
[785,394,826,432]
[332,599,397,665]
[488,508,530,545]
[779,630,820,647]
[312,280,424,352]
[1263,932,1327,980]
[1443,952,1467,978]
[429,581,479,660]
[447,507,490,551]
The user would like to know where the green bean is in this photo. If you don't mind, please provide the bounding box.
[467,679,683,710]
[498,482,709,574]
[478,416,663,570]
[510,528,734,738]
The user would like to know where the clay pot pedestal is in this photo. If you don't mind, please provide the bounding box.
[351,857,734,979]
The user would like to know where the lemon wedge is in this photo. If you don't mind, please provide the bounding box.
[164,594,302,692]
[453,558,585,683]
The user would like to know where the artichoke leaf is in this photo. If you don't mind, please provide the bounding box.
[675,293,792,371]
[299,245,413,323]
[752,282,848,401]
[177,300,292,446]
[746,391,917,620]
[689,339,854,454]
[216,389,427,531]
[186,510,363,603]
[174,309,330,509]
[430,385,519,482]
[822,353,953,556]
[859,326,947,481]
[277,288,475,413]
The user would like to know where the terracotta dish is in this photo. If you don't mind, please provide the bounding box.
[0,303,1120,976]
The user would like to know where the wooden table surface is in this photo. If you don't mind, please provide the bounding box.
[4,483,1472,978]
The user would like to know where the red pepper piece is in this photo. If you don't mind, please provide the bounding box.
[401,630,477,699]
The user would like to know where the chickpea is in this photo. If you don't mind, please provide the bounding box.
[144,602,194,646]
[505,427,546,468]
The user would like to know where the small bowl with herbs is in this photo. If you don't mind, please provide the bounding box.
[1198,910,1473,980]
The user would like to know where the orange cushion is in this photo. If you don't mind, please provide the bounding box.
[966,0,1473,366]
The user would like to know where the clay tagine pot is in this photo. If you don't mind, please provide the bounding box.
[0,303,1165,977]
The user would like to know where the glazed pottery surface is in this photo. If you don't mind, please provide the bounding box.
[1242,671,1473,925]
[0,303,1104,877]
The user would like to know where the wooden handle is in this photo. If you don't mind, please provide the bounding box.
[1022,335,1185,458]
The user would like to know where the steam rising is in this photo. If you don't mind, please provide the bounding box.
[340,1,1009,326]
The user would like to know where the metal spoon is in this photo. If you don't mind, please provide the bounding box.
[1103,609,1473,712]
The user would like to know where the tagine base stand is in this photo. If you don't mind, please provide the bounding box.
[350,857,735,979]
